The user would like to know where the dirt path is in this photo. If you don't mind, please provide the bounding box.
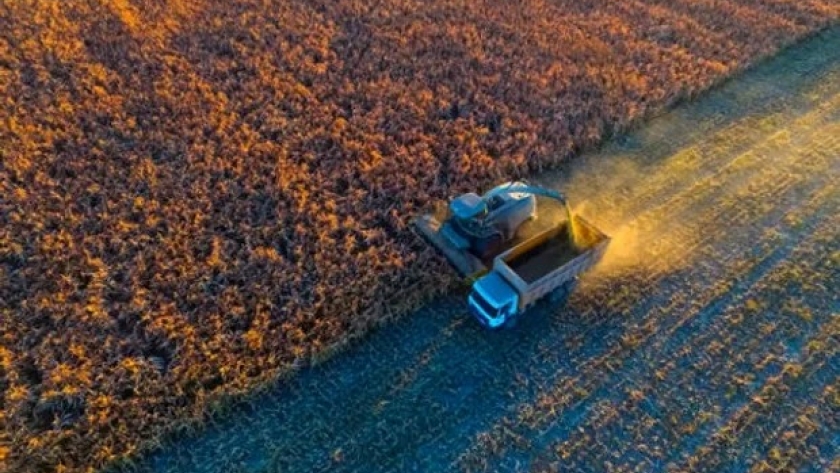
[136,27,840,473]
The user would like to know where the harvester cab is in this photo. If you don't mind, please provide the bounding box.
[442,181,537,258]
[414,180,574,277]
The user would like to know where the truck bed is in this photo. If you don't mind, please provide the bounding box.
[499,214,609,287]
[507,223,582,284]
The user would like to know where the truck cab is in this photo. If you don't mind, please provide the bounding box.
[468,272,518,328]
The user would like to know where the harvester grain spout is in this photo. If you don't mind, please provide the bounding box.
[481,182,580,250]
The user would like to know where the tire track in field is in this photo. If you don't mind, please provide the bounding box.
[739,363,838,473]
[529,215,839,473]
[642,219,839,473]
[137,26,840,473]
[675,234,840,473]
[681,318,839,473]
[536,312,838,473]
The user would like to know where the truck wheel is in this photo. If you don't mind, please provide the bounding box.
[550,279,577,304]
[565,277,579,294]
[548,286,567,304]
[503,314,518,329]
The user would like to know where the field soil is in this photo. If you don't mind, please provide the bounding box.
[140,27,840,473]
[2,1,839,471]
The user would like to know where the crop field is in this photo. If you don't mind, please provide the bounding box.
[2,1,840,472]
[141,27,840,473]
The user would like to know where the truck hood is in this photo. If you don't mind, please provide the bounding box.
[473,272,518,309]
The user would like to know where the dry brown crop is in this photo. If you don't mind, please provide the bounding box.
[1,1,838,472]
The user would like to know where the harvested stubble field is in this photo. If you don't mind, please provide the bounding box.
[143,26,840,473]
[1,1,839,472]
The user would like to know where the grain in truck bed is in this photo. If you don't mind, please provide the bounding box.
[506,222,582,284]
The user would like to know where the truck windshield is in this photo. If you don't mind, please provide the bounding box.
[472,291,499,317]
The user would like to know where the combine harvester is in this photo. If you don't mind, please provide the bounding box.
[415,181,610,328]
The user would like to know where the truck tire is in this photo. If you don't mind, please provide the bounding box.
[549,278,578,304]
[503,314,518,329]
[548,285,565,304]
[565,277,579,294]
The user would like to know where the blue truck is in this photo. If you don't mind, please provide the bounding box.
[415,181,610,328]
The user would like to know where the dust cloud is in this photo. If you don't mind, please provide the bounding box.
[573,186,695,278]
[548,82,840,280]
[536,149,705,279]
